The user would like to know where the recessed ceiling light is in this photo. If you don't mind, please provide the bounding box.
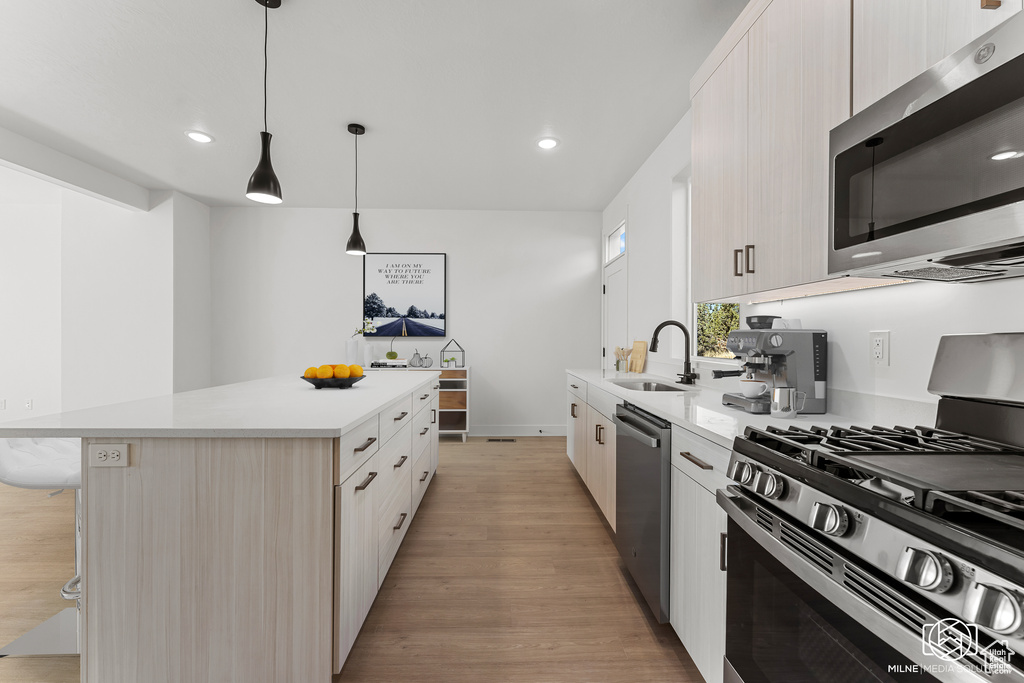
[186,130,214,144]
[991,150,1022,160]
[537,137,559,150]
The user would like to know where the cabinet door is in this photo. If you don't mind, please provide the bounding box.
[853,0,1022,114]
[585,406,606,518]
[691,34,749,302]
[693,484,728,683]
[567,393,579,465]
[430,395,440,474]
[747,0,850,293]
[334,452,380,672]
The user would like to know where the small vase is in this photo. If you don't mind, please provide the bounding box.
[346,338,360,365]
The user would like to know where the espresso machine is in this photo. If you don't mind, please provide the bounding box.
[712,329,828,414]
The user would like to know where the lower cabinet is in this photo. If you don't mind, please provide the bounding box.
[333,378,437,674]
[567,394,588,481]
[586,406,616,532]
[334,452,380,671]
[670,429,729,683]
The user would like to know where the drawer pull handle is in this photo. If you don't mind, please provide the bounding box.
[571,384,579,389]
[420,393,430,400]
[394,455,408,469]
[431,409,437,424]
[394,411,409,421]
[571,403,577,418]
[420,427,430,436]
[394,512,408,531]
[433,384,440,390]
[597,424,605,445]
[353,437,377,453]
[720,532,728,572]
[354,471,377,491]
[420,470,429,482]
[680,451,713,470]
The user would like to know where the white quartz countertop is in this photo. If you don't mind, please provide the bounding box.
[567,368,864,450]
[0,371,440,438]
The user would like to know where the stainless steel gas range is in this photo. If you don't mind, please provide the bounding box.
[719,333,1024,683]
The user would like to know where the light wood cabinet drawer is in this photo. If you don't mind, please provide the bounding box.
[440,369,467,379]
[374,423,412,507]
[379,395,413,446]
[411,445,432,516]
[334,415,379,486]
[377,477,412,586]
[671,425,731,494]
[413,378,439,415]
[566,374,587,402]
[412,407,432,459]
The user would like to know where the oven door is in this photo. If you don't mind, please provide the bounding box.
[718,487,1011,683]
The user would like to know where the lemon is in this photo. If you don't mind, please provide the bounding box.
[349,364,364,378]
[334,364,351,379]
[316,364,334,379]
[303,367,318,379]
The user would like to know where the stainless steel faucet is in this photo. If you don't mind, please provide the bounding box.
[650,320,699,385]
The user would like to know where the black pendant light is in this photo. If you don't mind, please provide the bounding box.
[346,123,367,256]
[245,0,283,204]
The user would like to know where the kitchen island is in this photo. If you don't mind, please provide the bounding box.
[0,371,441,683]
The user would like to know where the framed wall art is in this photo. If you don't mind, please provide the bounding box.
[362,253,447,337]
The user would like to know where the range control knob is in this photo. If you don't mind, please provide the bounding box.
[728,461,756,486]
[809,502,850,537]
[964,583,1024,635]
[894,547,954,593]
[752,471,785,499]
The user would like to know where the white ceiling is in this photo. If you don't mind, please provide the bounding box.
[0,1,745,211]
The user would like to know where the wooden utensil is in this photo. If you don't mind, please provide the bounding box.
[629,341,647,373]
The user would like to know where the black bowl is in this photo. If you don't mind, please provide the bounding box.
[746,315,780,330]
[300,375,365,389]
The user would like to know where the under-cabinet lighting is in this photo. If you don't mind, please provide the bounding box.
[851,251,883,259]
[537,138,559,150]
[991,151,1023,161]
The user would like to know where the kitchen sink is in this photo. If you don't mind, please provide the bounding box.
[609,380,691,392]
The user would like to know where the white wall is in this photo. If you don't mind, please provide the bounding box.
[60,190,176,411]
[210,208,602,435]
[172,193,212,393]
[602,112,693,375]
[0,168,63,420]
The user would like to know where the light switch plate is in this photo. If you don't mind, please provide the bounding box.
[89,443,129,468]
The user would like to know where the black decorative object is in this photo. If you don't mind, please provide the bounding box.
[441,339,465,368]
[363,253,447,336]
[245,0,284,204]
[346,123,367,255]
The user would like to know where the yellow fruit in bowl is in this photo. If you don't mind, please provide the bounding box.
[349,364,364,378]
[303,367,318,379]
[334,364,351,379]
[316,364,334,379]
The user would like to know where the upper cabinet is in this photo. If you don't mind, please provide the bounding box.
[691,0,850,301]
[691,35,749,303]
[852,0,1022,115]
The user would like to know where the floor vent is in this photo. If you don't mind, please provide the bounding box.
[486,438,517,443]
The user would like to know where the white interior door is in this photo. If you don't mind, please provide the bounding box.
[603,255,627,371]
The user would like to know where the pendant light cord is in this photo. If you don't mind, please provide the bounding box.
[354,133,359,212]
[263,2,269,133]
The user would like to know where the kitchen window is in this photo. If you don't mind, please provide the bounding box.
[695,303,739,358]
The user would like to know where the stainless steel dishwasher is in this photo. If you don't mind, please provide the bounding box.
[613,402,672,623]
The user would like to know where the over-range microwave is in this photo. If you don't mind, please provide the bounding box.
[830,11,1024,283]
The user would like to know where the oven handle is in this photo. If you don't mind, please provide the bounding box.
[715,487,1009,683]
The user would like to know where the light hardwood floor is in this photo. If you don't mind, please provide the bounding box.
[337,437,701,683]
[0,437,700,683]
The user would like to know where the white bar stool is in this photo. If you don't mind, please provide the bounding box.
[0,437,81,658]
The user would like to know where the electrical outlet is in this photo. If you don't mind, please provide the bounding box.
[89,443,129,468]
[870,330,890,367]
[23,398,32,410]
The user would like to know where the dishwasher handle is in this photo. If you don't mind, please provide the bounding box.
[612,413,660,449]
